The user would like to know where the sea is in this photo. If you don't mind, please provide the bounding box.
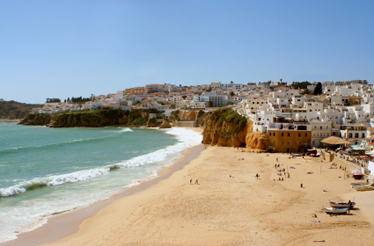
[0,123,202,243]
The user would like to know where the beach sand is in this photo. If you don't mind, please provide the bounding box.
[32,146,374,246]
[4,130,374,245]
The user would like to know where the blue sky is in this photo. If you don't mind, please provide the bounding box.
[1,0,374,104]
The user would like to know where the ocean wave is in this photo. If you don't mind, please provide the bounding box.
[105,127,133,133]
[0,130,131,154]
[0,128,201,198]
[0,168,110,197]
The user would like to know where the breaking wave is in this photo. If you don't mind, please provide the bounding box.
[0,128,201,197]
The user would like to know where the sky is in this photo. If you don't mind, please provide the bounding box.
[1,0,374,104]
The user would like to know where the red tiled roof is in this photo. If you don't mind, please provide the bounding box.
[275,86,287,90]
[148,92,165,96]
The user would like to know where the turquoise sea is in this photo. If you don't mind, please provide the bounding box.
[0,123,202,243]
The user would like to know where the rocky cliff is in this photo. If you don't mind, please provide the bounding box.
[201,109,247,147]
[0,100,42,119]
[169,110,207,126]
[245,120,270,150]
[19,113,51,126]
[201,108,270,149]
[19,109,166,128]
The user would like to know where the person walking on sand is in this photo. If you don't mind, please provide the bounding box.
[256,173,259,179]
[276,157,278,162]
[195,179,199,185]
[190,179,192,185]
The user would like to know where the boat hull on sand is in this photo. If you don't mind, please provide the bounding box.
[329,201,355,209]
[323,207,349,214]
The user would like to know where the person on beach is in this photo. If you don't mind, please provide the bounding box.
[276,157,278,162]
[190,179,192,185]
[255,173,259,179]
[195,179,199,185]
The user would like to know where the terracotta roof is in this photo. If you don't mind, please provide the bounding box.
[148,92,165,96]
[145,84,159,87]
[275,86,287,90]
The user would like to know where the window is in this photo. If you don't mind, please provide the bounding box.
[305,133,307,137]
[298,133,301,137]
[281,133,284,136]
[288,133,290,137]
[281,141,283,145]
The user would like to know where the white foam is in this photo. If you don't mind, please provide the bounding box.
[114,128,201,169]
[0,127,203,243]
[0,128,201,198]
[0,168,110,197]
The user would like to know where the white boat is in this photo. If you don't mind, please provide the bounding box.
[329,201,355,209]
[322,207,349,214]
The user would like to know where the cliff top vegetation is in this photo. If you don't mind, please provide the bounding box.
[0,100,42,119]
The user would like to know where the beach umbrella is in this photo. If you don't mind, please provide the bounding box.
[351,169,363,176]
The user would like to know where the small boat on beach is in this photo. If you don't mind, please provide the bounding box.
[322,207,349,214]
[329,201,355,209]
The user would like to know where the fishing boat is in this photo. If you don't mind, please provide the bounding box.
[329,201,355,209]
[322,207,349,214]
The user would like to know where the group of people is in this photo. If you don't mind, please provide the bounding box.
[190,179,199,185]
[274,157,290,180]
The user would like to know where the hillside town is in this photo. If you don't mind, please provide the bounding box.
[32,80,374,153]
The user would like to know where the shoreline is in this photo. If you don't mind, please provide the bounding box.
[39,148,374,245]
[0,119,20,123]
[2,127,204,246]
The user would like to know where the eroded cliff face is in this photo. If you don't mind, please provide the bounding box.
[19,113,51,126]
[169,110,207,126]
[202,121,247,147]
[201,109,270,149]
[245,120,270,150]
[19,109,164,128]
[201,109,247,147]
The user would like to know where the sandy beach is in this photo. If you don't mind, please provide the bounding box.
[5,128,374,245]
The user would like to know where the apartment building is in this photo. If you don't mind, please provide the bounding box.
[267,121,312,153]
